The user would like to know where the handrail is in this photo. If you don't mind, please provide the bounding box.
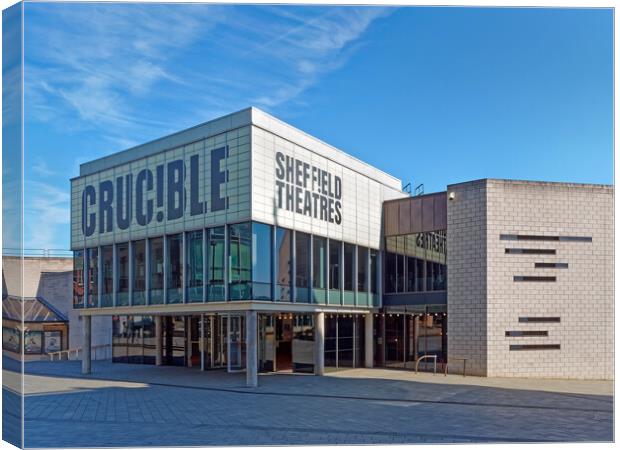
[443,358,468,377]
[48,344,111,361]
[415,354,437,374]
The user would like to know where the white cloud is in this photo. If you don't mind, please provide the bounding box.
[23,181,71,250]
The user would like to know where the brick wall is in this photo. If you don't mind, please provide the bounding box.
[448,179,613,380]
[446,179,488,376]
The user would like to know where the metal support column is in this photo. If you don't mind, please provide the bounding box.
[155,316,163,366]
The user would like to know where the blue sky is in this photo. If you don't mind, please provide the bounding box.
[22,4,613,250]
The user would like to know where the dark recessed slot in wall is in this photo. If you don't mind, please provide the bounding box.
[559,236,592,242]
[505,331,548,337]
[505,248,556,255]
[509,344,560,351]
[518,317,561,323]
[534,262,569,269]
[514,276,556,282]
[500,234,592,243]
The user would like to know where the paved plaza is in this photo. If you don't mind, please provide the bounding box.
[2,358,614,447]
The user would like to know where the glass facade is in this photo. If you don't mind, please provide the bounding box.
[73,250,84,308]
[312,236,327,304]
[86,247,98,308]
[73,223,382,308]
[324,314,366,370]
[252,222,272,300]
[117,243,129,306]
[167,234,183,303]
[275,227,292,301]
[328,240,341,304]
[295,232,310,303]
[207,227,226,301]
[150,237,164,304]
[384,232,447,294]
[186,230,204,302]
[229,223,251,300]
[133,240,146,305]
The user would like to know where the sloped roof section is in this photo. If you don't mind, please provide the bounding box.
[2,296,68,323]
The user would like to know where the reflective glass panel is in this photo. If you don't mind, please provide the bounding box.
[186,230,204,302]
[207,227,225,301]
[229,223,252,300]
[132,240,146,305]
[295,232,310,302]
[86,248,98,308]
[149,237,164,304]
[252,222,272,300]
[275,227,292,301]
[117,243,129,306]
[73,250,84,308]
[167,234,182,303]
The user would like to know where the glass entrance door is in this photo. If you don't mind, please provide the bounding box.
[227,314,245,372]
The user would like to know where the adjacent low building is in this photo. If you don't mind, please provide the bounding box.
[70,107,613,384]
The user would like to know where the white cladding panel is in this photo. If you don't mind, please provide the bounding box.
[251,126,405,249]
[71,126,251,249]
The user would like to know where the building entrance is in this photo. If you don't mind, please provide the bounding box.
[275,315,293,371]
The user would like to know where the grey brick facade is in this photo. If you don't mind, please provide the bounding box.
[447,179,613,379]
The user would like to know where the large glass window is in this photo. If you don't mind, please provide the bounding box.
[149,237,164,304]
[101,246,113,307]
[186,230,204,302]
[132,240,146,305]
[343,243,355,291]
[252,222,272,300]
[406,256,416,292]
[312,236,327,303]
[370,249,378,295]
[275,227,292,301]
[117,243,129,306]
[207,227,225,301]
[343,243,355,305]
[329,240,341,304]
[357,246,368,306]
[167,234,183,303]
[229,223,252,300]
[86,248,98,308]
[385,252,397,293]
[416,258,425,291]
[295,232,310,303]
[73,250,84,308]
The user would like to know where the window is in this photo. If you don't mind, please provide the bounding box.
[186,230,204,302]
[343,243,355,292]
[86,248,98,308]
[416,258,425,291]
[505,248,556,255]
[357,247,368,292]
[101,246,113,307]
[329,240,342,303]
[406,256,416,292]
[275,228,292,301]
[509,344,560,351]
[434,263,446,290]
[252,222,272,300]
[132,240,146,305]
[167,234,182,303]
[500,234,592,243]
[518,317,560,323]
[73,250,84,308]
[295,232,310,302]
[369,249,378,295]
[149,237,164,304]
[385,252,397,293]
[229,223,251,300]
[207,227,225,301]
[534,262,568,268]
[117,243,129,306]
[312,236,327,303]
[505,331,548,337]
[514,276,556,282]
